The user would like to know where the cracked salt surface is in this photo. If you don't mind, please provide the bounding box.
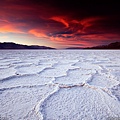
[0,50,120,120]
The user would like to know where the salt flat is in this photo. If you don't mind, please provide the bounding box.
[0,50,120,120]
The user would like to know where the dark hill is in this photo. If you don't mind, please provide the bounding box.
[66,47,83,49]
[66,42,120,49]
[85,42,120,49]
[0,42,55,49]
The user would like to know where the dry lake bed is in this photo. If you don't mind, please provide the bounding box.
[0,50,120,120]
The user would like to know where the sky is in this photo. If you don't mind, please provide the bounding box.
[0,0,120,48]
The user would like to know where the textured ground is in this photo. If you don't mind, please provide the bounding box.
[0,50,120,120]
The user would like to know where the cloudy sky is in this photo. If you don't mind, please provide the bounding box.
[0,0,120,48]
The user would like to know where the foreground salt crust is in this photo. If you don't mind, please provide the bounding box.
[0,50,120,120]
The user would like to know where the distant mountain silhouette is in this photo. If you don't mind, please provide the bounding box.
[66,42,120,49]
[1,42,120,50]
[85,42,120,49]
[66,47,83,49]
[0,42,55,49]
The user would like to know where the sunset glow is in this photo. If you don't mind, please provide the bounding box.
[0,0,120,48]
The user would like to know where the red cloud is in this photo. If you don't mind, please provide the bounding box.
[71,17,103,33]
[50,16,69,28]
[0,24,24,33]
[29,29,48,38]
[81,34,120,41]
[0,19,9,23]
[49,35,94,48]
[80,17,101,27]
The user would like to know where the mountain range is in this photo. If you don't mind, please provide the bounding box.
[0,42,120,49]
[67,42,120,49]
[85,42,120,49]
[0,42,55,49]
